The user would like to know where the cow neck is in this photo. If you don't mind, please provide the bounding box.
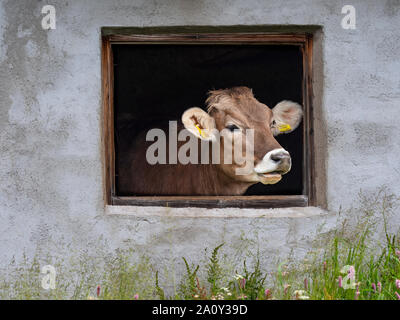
[195,162,253,196]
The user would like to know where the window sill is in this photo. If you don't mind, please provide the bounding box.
[105,203,326,218]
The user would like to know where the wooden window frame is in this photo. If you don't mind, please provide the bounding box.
[102,29,315,208]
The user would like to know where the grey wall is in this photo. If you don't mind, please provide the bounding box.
[0,0,399,288]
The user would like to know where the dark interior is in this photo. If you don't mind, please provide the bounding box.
[113,44,304,196]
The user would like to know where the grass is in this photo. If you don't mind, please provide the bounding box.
[0,190,399,300]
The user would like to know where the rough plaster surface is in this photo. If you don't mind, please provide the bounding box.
[0,0,400,289]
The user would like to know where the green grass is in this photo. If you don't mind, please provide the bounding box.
[269,230,400,300]
[1,190,399,300]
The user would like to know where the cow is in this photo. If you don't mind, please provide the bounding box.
[117,86,302,196]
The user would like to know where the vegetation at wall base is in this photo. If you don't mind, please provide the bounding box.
[0,190,399,300]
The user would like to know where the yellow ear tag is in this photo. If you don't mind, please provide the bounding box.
[195,124,205,138]
[278,124,292,132]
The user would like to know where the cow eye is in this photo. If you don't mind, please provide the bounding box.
[226,124,240,132]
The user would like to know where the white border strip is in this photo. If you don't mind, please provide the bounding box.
[105,205,327,218]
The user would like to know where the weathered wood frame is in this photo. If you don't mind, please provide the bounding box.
[102,29,315,208]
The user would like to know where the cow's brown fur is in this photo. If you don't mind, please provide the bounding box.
[118,87,297,196]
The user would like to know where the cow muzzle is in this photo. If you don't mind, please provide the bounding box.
[253,148,291,184]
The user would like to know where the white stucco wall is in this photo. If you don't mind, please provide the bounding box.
[0,0,399,286]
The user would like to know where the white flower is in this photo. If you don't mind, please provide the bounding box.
[233,274,244,280]
[294,290,306,295]
[294,290,310,300]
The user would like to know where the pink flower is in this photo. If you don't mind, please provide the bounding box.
[338,276,343,288]
[371,283,376,293]
[265,289,271,299]
[134,293,139,300]
[348,266,355,281]
[377,282,382,293]
[395,279,400,289]
[239,278,246,289]
[354,282,360,300]
[304,278,308,290]
[395,250,400,259]
[396,292,400,300]
[96,285,101,297]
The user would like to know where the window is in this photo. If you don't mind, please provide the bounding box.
[102,27,316,208]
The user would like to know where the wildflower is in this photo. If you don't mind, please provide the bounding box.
[265,289,271,299]
[194,294,199,298]
[395,250,400,259]
[294,290,310,300]
[282,271,289,277]
[396,279,400,289]
[216,293,224,300]
[354,283,360,300]
[338,276,343,288]
[396,292,400,300]
[304,278,308,291]
[238,294,247,300]
[227,292,232,296]
[339,266,357,289]
[377,282,382,293]
[233,274,244,280]
[348,266,355,281]
[134,293,139,300]
[96,285,101,297]
[239,278,246,289]
[371,283,376,293]
[220,287,229,293]
[284,284,291,295]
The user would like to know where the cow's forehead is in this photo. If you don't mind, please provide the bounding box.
[235,95,272,122]
[210,92,272,125]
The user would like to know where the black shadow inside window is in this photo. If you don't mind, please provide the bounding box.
[113,44,303,196]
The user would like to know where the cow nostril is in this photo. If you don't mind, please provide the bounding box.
[271,154,280,162]
[271,153,289,162]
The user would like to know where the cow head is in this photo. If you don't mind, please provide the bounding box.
[182,87,303,185]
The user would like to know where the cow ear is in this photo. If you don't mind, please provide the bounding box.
[182,107,217,141]
[271,100,303,136]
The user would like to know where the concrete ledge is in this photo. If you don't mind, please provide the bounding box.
[101,25,323,36]
[105,205,328,218]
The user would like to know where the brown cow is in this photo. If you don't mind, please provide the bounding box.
[118,87,302,196]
